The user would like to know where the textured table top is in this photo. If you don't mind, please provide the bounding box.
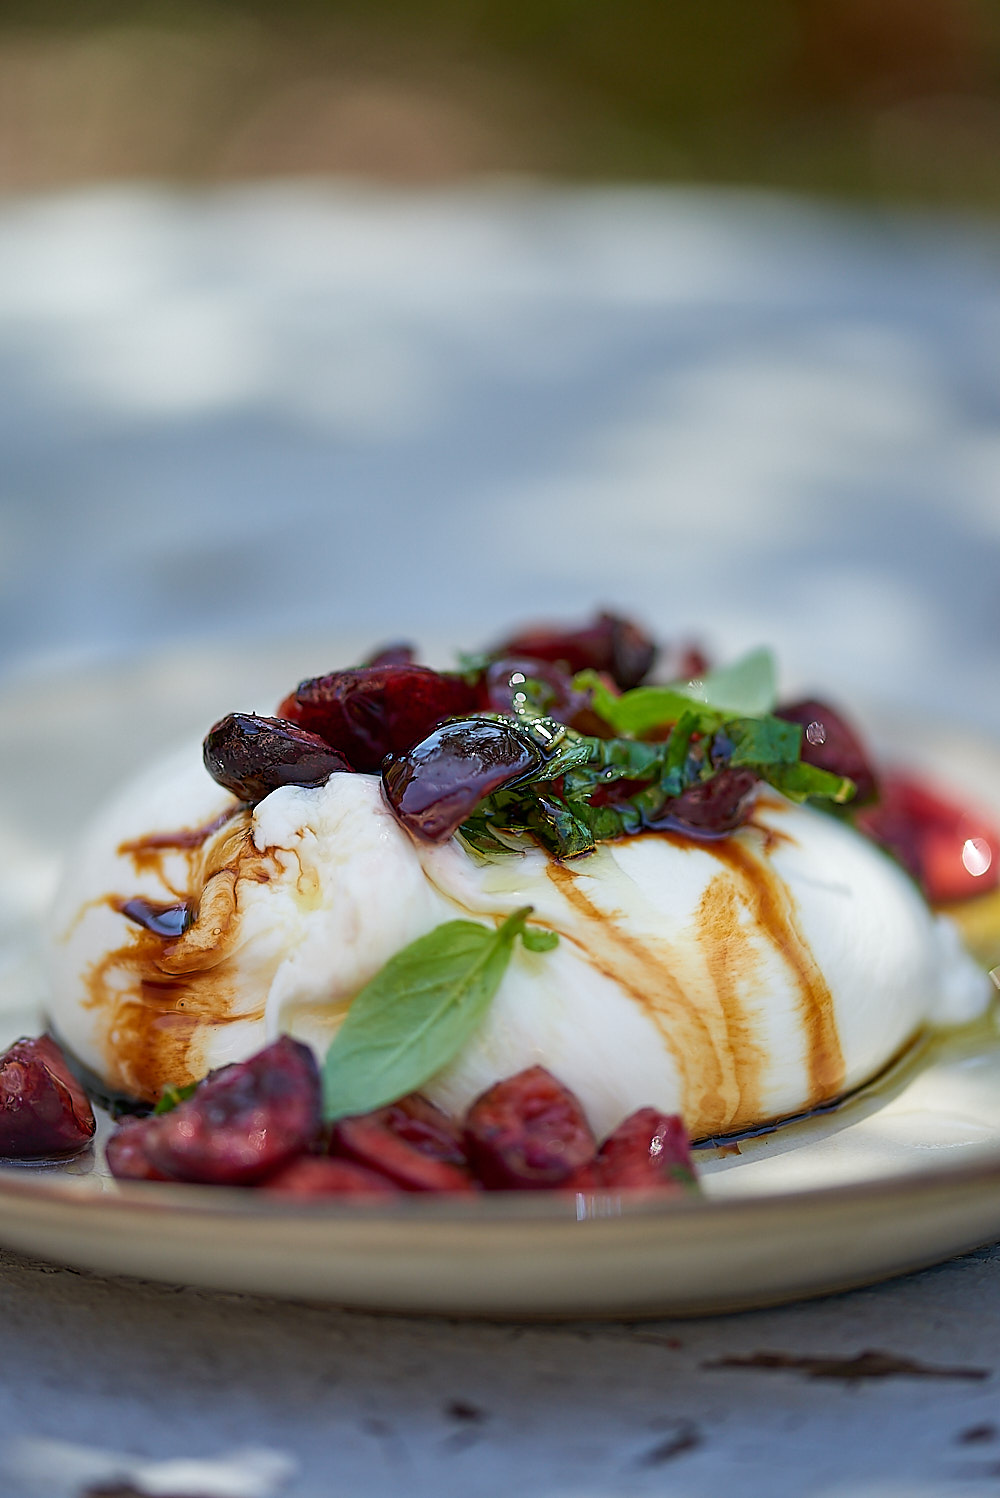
[2,1240,1000,1498]
[1,183,1000,1498]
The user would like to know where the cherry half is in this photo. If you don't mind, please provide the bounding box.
[279,665,477,774]
[204,713,352,801]
[383,716,543,842]
[492,610,657,691]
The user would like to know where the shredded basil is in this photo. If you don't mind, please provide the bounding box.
[453,647,854,858]
[153,1082,198,1115]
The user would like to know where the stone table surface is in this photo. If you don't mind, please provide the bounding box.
[1,183,1000,1498]
[1,1240,1000,1498]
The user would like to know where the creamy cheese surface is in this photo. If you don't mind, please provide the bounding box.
[47,743,992,1139]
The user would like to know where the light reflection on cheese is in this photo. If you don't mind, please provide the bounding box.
[47,742,992,1139]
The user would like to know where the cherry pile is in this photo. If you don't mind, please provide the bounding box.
[98,1039,694,1197]
[204,610,664,805]
[193,606,992,886]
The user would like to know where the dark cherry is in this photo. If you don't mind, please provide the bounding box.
[330,1094,475,1192]
[590,1107,693,1191]
[141,1037,322,1186]
[262,1157,402,1196]
[0,1035,96,1159]
[278,666,478,774]
[653,767,759,835]
[203,713,352,802]
[362,641,417,668]
[492,610,657,691]
[383,717,543,842]
[106,1115,168,1181]
[857,771,1000,904]
[667,644,711,681]
[476,655,616,735]
[479,657,582,721]
[463,1066,597,1190]
[775,698,878,806]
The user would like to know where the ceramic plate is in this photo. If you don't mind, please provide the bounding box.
[1,645,999,1318]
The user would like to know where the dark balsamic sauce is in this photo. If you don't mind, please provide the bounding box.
[115,896,193,939]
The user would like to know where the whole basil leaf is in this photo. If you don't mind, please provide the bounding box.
[520,927,559,953]
[322,907,557,1120]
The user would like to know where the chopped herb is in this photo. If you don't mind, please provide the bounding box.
[449,647,856,859]
[153,1082,198,1115]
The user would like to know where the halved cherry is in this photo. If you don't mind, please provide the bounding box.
[776,698,878,806]
[262,1157,402,1197]
[651,767,760,835]
[0,1035,95,1159]
[463,1066,596,1190]
[106,1115,168,1181]
[492,611,657,691]
[857,771,1000,904]
[330,1094,475,1192]
[203,713,352,801]
[590,1107,693,1191]
[383,717,542,842]
[278,665,477,773]
[141,1037,322,1186]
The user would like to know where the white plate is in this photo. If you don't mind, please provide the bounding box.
[1,645,999,1318]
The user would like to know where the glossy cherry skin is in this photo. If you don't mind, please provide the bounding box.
[591,1107,693,1191]
[492,611,657,691]
[0,1035,96,1159]
[478,657,583,720]
[105,1115,168,1181]
[141,1037,322,1186]
[857,771,1000,904]
[362,641,417,668]
[776,698,878,806]
[262,1157,402,1196]
[278,666,478,774]
[203,713,352,802]
[463,1066,597,1190]
[651,767,760,835]
[383,717,543,842]
[330,1094,475,1192]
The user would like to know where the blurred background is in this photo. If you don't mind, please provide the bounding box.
[4,0,1000,201]
[1,0,999,731]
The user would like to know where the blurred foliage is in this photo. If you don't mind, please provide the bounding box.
[1,0,1000,204]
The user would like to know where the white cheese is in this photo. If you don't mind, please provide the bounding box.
[47,742,992,1138]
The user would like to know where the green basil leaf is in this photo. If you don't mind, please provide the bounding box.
[723,716,802,768]
[520,927,559,953]
[153,1082,198,1115]
[763,762,856,804]
[530,794,598,857]
[455,649,494,676]
[578,648,777,737]
[322,907,554,1120]
[663,709,698,776]
[684,647,777,716]
[579,673,716,738]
